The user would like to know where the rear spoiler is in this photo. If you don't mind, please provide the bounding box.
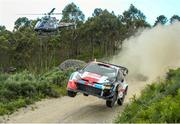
[98,61,129,75]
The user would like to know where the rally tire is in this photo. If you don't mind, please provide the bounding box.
[83,93,89,96]
[106,91,117,108]
[67,90,77,97]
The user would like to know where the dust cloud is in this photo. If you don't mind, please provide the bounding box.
[111,22,180,81]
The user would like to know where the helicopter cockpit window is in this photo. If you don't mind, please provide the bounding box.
[48,19,57,28]
[35,21,41,27]
[38,19,48,27]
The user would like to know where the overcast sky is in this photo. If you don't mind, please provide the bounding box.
[0,0,180,31]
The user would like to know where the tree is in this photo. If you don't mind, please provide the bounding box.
[92,8,103,16]
[170,15,180,23]
[154,15,168,26]
[61,2,85,23]
[121,4,150,36]
[14,17,31,30]
[0,26,13,67]
[79,9,122,58]
[122,4,146,22]
[0,26,6,32]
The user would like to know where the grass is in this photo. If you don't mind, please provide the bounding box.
[114,68,180,123]
[0,67,73,116]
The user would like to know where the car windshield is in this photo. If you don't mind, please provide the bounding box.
[83,63,117,78]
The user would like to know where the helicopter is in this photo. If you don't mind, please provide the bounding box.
[32,8,76,32]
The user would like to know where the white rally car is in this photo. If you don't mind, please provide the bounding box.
[67,61,128,107]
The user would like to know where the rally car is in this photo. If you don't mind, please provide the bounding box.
[67,61,128,107]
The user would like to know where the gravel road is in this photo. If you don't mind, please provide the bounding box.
[3,80,147,123]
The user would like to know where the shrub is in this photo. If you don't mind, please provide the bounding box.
[0,67,73,115]
[115,68,180,123]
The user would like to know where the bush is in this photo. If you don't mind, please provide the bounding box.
[0,67,73,115]
[41,67,67,86]
[115,68,180,123]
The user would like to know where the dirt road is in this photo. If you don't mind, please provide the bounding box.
[3,80,147,123]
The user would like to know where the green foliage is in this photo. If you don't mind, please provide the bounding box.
[14,17,31,30]
[170,15,180,23]
[115,68,180,123]
[0,26,6,32]
[0,67,72,115]
[92,8,103,17]
[61,2,85,23]
[0,99,24,115]
[154,15,168,26]
[124,4,146,20]
[121,4,150,36]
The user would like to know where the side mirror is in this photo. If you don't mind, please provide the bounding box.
[78,69,83,73]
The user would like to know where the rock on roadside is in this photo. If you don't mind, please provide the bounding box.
[59,59,86,71]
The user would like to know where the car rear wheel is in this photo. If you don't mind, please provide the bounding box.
[67,90,77,97]
[106,91,117,108]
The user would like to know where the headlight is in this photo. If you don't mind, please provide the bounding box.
[104,83,112,89]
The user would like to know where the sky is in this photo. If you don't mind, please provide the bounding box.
[0,0,180,31]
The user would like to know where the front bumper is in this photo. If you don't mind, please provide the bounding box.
[68,80,115,100]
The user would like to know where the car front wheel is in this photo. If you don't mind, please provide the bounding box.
[67,90,77,97]
[83,93,88,96]
[106,91,117,107]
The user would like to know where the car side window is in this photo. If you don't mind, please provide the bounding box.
[117,70,124,82]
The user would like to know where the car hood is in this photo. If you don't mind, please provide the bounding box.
[79,71,109,84]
